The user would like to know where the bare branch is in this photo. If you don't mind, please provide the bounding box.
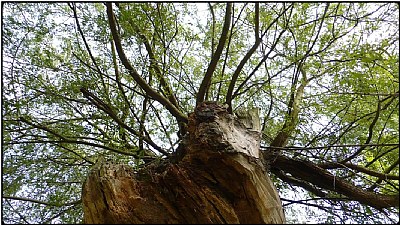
[208,3,216,57]
[130,22,181,110]
[18,117,141,157]
[272,168,327,197]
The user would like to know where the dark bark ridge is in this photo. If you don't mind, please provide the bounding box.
[82,102,285,224]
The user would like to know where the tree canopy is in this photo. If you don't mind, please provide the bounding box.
[2,2,399,224]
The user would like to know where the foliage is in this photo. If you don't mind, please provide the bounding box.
[2,2,399,223]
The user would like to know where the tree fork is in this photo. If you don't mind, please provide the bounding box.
[82,102,285,223]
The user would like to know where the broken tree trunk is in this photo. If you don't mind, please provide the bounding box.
[82,102,285,223]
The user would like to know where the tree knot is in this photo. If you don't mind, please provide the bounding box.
[194,101,229,122]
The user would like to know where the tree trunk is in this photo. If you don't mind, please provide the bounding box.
[82,102,285,223]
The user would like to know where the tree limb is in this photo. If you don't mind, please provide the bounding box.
[68,3,102,74]
[272,168,327,197]
[340,100,381,163]
[80,87,168,156]
[270,64,308,147]
[226,5,294,103]
[196,3,232,105]
[368,158,400,191]
[227,4,293,112]
[130,22,180,110]
[19,117,142,157]
[255,3,260,42]
[262,143,399,150]
[106,3,187,123]
[269,154,399,210]
[208,3,216,57]
[318,161,399,180]
[3,196,81,207]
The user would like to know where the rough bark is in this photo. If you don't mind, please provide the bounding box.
[82,102,285,224]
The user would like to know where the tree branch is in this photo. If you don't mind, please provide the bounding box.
[270,64,308,147]
[340,100,381,163]
[269,154,399,210]
[318,161,399,180]
[208,2,216,57]
[129,21,180,110]
[80,87,168,156]
[226,4,293,112]
[18,117,141,157]
[3,196,81,207]
[280,197,345,221]
[231,4,294,102]
[196,3,232,105]
[368,158,400,191]
[255,3,259,42]
[105,3,187,123]
[365,145,398,167]
[68,3,102,74]
[262,143,399,150]
[216,4,237,102]
[272,168,327,197]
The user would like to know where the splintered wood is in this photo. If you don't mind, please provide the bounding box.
[82,102,285,224]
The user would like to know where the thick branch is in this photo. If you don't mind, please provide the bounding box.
[227,5,292,111]
[225,37,261,113]
[269,154,399,210]
[272,168,327,197]
[208,3,216,57]
[106,3,187,123]
[196,3,232,105]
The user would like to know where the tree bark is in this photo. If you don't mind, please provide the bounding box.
[82,102,285,224]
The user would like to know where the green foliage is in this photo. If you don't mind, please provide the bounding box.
[2,2,398,224]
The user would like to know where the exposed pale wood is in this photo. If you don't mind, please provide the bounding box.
[82,102,285,224]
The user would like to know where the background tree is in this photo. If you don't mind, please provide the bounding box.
[2,2,399,223]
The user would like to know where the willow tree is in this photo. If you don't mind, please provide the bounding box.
[2,2,399,224]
